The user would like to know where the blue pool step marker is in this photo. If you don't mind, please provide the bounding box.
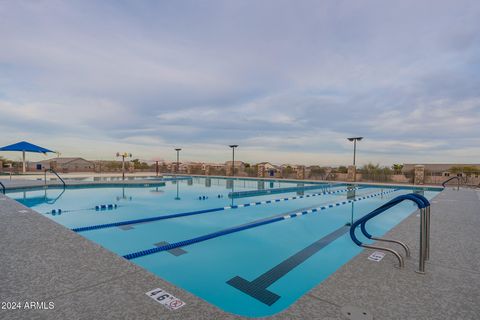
[47,204,119,216]
[95,204,118,211]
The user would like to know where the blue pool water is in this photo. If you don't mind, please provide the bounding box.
[8,177,441,317]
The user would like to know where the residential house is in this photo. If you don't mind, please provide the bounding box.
[30,157,94,173]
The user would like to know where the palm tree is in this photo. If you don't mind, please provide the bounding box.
[392,164,404,174]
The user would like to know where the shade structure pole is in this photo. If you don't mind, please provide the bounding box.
[232,147,235,176]
[22,150,26,174]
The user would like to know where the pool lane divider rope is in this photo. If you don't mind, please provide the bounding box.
[228,183,344,199]
[46,204,119,215]
[71,186,360,233]
[122,188,398,260]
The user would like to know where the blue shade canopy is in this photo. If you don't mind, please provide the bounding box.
[0,141,54,154]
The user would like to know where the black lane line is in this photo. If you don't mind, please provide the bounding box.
[226,225,349,306]
[154,241,187,256]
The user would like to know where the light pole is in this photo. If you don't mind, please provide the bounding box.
[347,137,363,166]
[347,137,363,183]
[174,148,181,174]
[116,152,132,180]
[229,145,238,176]
[175,182,180,200]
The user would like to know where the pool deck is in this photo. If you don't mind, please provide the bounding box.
[1,180,479,319]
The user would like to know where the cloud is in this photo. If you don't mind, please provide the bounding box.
[0,0,480,165]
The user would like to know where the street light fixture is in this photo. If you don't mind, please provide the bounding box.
[174,148,182,174]
[116,152,132,180]
[229,145,238,176]
[347,137,363,166]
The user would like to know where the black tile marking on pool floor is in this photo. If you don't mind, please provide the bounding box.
[118,225,134,230]
[226,226,350,306]
[154,241,187,256]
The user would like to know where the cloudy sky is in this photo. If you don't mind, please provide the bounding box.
[1,0,479,165]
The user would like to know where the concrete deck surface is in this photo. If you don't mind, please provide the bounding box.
[1,185,479,320]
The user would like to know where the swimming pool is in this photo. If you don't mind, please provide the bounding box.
[8,177,441,317]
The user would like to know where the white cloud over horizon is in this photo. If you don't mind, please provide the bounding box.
[1,0,479,166]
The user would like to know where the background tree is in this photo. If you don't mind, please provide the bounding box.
[308,166,326,179]
[336,166,348,173]
[392,164,404,174]
[131,159,151,170]
[361,163,392,182]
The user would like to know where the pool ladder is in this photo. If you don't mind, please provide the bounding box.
[349,193,431,273]
[44,168,66,188]
[441,176,463,189]
[0,181,5,194]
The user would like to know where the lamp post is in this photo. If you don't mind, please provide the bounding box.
[116,152,132,180]
[174,148,181,174]
[347,137,363,183]
[347,137,363,166]
[175,182,180,200]
[229,145,238,176]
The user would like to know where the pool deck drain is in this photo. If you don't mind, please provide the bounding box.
[1,181,479,319]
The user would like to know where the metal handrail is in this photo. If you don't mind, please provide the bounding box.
[0,181,5,194]
[45,188,66,205]
[441,176,463,188]
[360,193,430,260]
[44,168,66,188]
[350,193,430,272]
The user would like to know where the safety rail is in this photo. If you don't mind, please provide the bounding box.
[350,193,431,273]
[0,181,5,194]
[44,168,66,188]
[441,176,462,188]
[45,188,66,205]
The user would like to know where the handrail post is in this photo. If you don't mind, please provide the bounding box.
[370,236,411,258]
[362,244,404,268]
[350,193,431,273]
[425,206,430,260]
[416,207,427,274]
[45,168,66,188]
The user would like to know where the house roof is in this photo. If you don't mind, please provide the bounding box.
[36,157,92,165]
[225,161,245,165]
[203,162,225,166]
[402,163,480,172]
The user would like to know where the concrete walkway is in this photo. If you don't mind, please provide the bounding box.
[1,187,479,319]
